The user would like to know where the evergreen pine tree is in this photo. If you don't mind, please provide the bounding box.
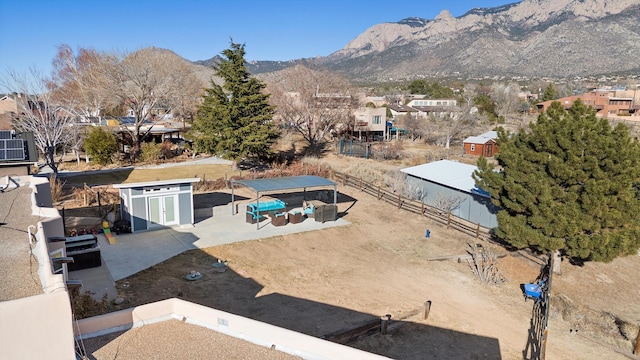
[541,83,556,101]
[474,100,640,262]
[193,42,279,162]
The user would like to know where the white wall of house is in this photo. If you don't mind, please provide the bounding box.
[407,99,457,107]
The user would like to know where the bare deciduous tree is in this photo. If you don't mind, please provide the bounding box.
[432,192,465,213]
[426,105,480,149]
[3,69,76,173]
[48,44,112,119]
[384,170,425,200]
[398,113,424,141]
[491,82,520,119]
[466,242,505,285]
[101,47,202,159]
[268,65,359,153]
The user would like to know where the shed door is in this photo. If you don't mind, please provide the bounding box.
[485,144,493,157]
[148,195,178,227]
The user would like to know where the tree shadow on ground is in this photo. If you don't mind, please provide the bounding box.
[110,247,502,359]
[298,140,334,158]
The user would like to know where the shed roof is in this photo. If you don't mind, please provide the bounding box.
[479,131,498,139]
[232,175,335,193]
[401,160,487,196]
[113,178,200,189]
[463,136,496,145]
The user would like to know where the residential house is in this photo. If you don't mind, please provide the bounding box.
[407,98,457,107]
[387,103,419,119]
[536,89,635,118]
[463,131,499,157]
[0,94,20,130]
[352,107,387,141]
[0,93,19,115]
[364,96,388,107]
[518,90,538,103]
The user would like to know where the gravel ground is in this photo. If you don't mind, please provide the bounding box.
[81,320,301,360]
[0,185,43,301]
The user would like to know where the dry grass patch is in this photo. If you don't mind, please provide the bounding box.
[123,164,238,184]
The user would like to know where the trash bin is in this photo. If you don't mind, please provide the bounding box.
[425,229,431,238]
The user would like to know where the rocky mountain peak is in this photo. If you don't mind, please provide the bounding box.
[316,0,640,81]
[434,10,453,21]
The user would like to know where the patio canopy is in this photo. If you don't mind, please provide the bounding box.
[230,175,337,229]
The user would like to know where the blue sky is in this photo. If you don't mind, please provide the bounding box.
[0,0,513,77]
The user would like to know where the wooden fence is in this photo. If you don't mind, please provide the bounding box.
[331,171,493,242]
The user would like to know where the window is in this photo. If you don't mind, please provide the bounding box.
[372,115,381,125]
[470,144,476,151]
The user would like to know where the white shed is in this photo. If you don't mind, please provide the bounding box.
[114,178,200,232]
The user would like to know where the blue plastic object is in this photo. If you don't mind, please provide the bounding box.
[425,229,431,238]
[523,283,542,299]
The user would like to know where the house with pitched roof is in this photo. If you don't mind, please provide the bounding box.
[463,131,499,157]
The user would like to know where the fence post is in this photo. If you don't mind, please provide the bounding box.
[380,314,391,335]
[83,183,87,206]
[62,207,66,235]
[397,194,402,209]
[421,203,425,216]
[377,186,380,200]
[423,300,432,320]
[344,174,348,186]
[447,212,451,228]
[97,192,101,208]
[475,223,480,239]
[634,326,640,355]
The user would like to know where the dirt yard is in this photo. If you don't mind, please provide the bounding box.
[112,181,640,359]
[60,141,639,359]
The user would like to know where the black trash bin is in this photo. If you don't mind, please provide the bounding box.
[113,220,132,234]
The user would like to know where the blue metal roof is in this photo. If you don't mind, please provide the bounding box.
[232,175,336,193]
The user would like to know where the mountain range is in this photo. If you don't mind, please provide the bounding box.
[192,0,640,83]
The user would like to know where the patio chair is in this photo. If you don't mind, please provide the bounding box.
[303,204,315,218]
[269,212,288,227]
[289,211,303,224]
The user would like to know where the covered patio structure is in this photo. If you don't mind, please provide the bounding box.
[231,175,337,230]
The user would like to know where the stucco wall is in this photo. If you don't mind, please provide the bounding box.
[75,298,390,360]
[0,176,76,360]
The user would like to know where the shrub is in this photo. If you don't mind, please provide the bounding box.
[70,290,113,319]
[141,142,162,163]
[160,141,176,159]
[84,127,118,165]
[49,174,65,203]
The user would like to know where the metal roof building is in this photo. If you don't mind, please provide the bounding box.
[401,160,497,228]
